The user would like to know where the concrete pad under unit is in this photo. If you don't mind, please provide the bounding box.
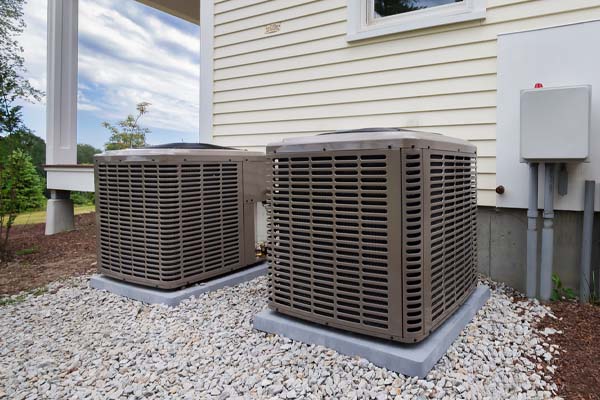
[90,262,267,307]
[253,285,490,378]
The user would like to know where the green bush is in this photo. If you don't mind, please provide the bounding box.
[551,273,576,301]
[0,149,45,258]
[70,191,95,206]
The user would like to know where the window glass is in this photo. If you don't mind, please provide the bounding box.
[374,0,464,18]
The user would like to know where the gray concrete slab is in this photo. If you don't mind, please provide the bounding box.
[90,262,267,307]
[253,285,490,378]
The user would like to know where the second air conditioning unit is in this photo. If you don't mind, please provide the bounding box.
[267,129,478,343]
[95,143,267,289]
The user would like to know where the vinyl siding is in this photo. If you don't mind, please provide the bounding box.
[210,0,600,206]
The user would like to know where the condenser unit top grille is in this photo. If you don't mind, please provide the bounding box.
[145,142,234,150]
[96,144,264,161]
[268,128,477,154]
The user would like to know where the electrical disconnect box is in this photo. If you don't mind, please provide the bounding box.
[520,85,591,162]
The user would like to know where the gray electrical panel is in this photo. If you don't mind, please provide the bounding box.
[520,85,591,162]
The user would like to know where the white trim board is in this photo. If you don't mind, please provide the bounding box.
[46,167,95,192]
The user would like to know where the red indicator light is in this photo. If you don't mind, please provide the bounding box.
[534,83,544,88]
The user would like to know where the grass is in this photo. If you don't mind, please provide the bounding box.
[10,205,95,226]
[15,247,39,256]
[0,286,47,307]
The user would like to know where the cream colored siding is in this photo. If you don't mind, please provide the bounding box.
[211,0,600,206]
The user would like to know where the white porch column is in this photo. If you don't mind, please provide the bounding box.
[45,0,78,235]
[199,0,213,144]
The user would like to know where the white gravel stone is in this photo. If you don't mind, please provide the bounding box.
[0,276,560,399]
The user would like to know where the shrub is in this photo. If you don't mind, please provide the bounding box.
[0,149,45,259]
[70,191,95,206]
[551,273,577,301]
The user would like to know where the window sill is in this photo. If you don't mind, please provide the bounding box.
[346,9,486,42]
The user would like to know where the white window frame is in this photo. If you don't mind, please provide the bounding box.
[347,0,486,42]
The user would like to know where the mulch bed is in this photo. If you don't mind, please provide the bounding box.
[539,301,600,399]
[0,213,97,295]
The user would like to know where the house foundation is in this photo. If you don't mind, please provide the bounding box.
[477,207,600,296]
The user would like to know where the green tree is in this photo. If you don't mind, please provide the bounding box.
[0,0,43,158]
[0,0,44,160]
[0,131,45,174]
[0,0,43,104]
[103,102,151,150]
[0,149,45,259]
[0,0,46,260]
[77,143,101,164]
[0,0,45,176]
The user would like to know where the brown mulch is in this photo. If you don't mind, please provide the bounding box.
[539,301,600,400]
[0,213,98,295]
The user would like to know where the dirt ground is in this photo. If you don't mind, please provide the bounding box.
[539,301,600,400]
[0,213,97,295]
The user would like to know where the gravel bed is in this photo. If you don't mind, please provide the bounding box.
[0,276,559,399]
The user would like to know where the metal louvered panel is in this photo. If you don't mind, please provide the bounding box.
[428,151,478,329]
[96,160,246,289]
[401,149,425,340]
[267,129,478,343]
[268,151,393,337]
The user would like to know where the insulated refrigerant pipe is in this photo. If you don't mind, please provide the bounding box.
[526,163,539,298]
[540,163,556,302]
[579,180,596,303]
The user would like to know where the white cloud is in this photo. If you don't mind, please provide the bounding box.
[19,0,200,140]
[77,88,100,112]
[20,0,47,96]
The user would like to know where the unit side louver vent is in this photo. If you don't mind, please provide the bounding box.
[401,149,425,340]
[96,162,242,288]
[268,151,392,335]
[428,152,478,329]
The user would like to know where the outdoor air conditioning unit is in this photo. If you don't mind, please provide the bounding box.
[267,129,478,342]
[94,143,267,289]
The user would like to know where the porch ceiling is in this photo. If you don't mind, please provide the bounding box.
[135,0,200,24]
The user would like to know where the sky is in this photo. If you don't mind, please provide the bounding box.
[18,0,200,150]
